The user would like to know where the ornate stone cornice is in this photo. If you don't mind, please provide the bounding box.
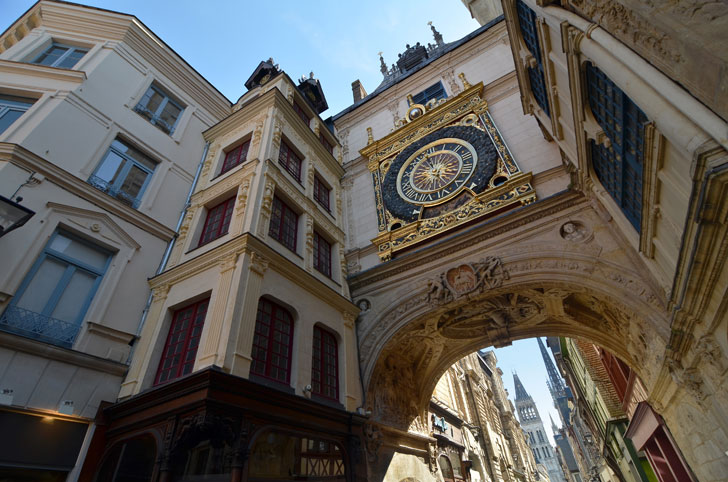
[348,190,585,292]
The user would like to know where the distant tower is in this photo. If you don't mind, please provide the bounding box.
[539,337,571,425]
[513,373,567,482]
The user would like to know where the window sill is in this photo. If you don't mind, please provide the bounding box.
[248,373,295,394]
[268,236,302,259]
[310,393,344,410]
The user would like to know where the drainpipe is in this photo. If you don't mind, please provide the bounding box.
[125,142,210,364]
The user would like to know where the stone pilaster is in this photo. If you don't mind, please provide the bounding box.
[195,251,241,369]
[229,251,269,377]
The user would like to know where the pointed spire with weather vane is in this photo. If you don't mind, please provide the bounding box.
[513,372,530,401]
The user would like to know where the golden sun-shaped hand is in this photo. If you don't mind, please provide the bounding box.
[411,152,460,192]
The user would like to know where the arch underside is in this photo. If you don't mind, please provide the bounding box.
[359,252,670,430]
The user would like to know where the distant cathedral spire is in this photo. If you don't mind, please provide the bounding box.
[538,337,566,397]
[550,413,559,433]
[513,372,530,400]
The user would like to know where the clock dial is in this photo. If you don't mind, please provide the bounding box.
[396,138,477,205]
[381,125,499,224]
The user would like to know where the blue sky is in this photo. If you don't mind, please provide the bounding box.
[1,0,563,444]
[2,0,481,116]
[491,338,564,444]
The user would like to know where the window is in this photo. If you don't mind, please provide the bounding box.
[249,431,346,479]
[134,83,185,134]
[0,94,34,135]
[538,430,545,443]
[269,196,298,252]
[251,299,294,384]
[439,455,455,482]
[88,139,157,208]
[293,100,311,127]
[313,175,331,212]
[0,231,111,348]
[32,43,88,69]
[220,139,250,174]
[586,62,647,232]
[278,139,303,182]
[313,231,332,278]
[411,82,447,106]
[516,0,550,117]
[312,326,338,400]
[155,298,209,385]
[319,132,334,155]
[198,197,235,246]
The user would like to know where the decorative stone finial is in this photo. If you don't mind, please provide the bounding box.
[379,51,387,76]
[428,21,444,46]
[458,72,472,89]
[407,94,415,105]
[367,127,374,145]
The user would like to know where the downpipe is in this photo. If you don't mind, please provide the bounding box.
[125,142,210,364]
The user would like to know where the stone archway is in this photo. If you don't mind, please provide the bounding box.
[348,195,700,478]
[363,255,668,430]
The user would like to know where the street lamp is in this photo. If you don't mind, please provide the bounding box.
[0,195,34,238]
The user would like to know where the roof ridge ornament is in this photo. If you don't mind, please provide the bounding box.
[428,21,444,47]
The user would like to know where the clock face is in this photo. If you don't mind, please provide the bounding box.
[381,125,498,223]
[397,138,477,205]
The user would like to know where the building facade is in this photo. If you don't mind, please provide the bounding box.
[512,373,566,482]
[0,2,228,479]
[0,1,726,481]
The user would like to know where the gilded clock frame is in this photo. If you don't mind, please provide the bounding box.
[361,83,536,261]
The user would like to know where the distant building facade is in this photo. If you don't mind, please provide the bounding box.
[513,373,566,482]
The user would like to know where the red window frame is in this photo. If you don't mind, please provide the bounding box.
[155,298,209,385]
[313,231,332,278]
[269,196,298,252]
[278,139,303,182]
[313,175,331,212]
[198,196,235,246]
[312,326,338,400]
[220,139,250,175]
[251,298,294,384]
[293,101,311,127]
[319,132,334,155]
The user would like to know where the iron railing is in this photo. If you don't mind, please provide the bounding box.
[0,305,80,348]
[87,174,141,208]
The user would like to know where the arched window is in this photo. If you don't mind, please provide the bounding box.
[312,326,339,400]
[95,435,156,482]
[439,455,454,482]
[586,62,648,232]
[251,298,294,383]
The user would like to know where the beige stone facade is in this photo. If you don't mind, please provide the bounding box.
[334,2,728,481]
[0,1,228,478]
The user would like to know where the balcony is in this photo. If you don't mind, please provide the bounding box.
[87,174,141,208]
[0,305,81,348]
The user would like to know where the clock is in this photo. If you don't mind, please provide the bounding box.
[397,137,477,205]
[381,125,498,222]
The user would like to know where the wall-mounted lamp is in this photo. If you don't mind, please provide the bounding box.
[0,195,34,238]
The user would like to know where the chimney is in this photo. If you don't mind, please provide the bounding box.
[352,80,367,103]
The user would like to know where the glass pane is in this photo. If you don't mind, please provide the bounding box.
[57,48,87,69]
[111,140,156,171]
[120,165,149,199]
[49,234,108,271]
[50,269,96,323]
[160,101,182,126]
[15,258,67,313]
[34,45,67,66]
[94,150,125,184]
[0,109,24,135]
[145,89,165,115]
